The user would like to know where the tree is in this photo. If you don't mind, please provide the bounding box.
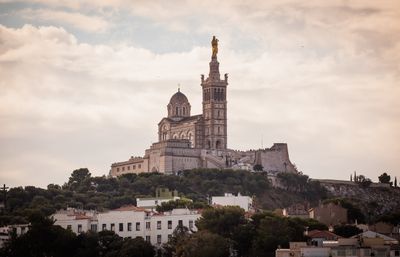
[175,231,230,257]
[378,173,391,184]
[119,237,155,257]
[156,199,195,212]
[231,223,256,257]
[66,168,92,191]
[333,225,362,238]
[253,164,263,171]
[1,213,77,257]
[162,225,190,257]
[252,214,305,256]
[323,198,365,224]
[97,230,123,257]
[196,206,246,238]
[356,175,372,188]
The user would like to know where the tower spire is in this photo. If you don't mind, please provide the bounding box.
[201,36,228,150]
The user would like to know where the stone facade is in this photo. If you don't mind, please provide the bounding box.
[309,203,348,226]
[110,37,297,176]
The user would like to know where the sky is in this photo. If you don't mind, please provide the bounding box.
[0,0,399,188]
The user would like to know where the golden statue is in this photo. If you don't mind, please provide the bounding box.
[211,36,218,57]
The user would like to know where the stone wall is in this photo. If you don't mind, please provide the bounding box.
[256,143,297,173]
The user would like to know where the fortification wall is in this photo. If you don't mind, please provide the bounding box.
[257,143,297,173]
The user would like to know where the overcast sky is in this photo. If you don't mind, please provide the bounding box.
[0,0,399,188]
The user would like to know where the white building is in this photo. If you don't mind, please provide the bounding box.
[136,196,181,211]
[0,224,29,248]
[211,193,253,212]
[52,208,97,234]
[53,206,200,246]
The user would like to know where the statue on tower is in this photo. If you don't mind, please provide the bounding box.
[211,36,218,58]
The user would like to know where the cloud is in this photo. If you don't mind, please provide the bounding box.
[17,8,110,32]
[0,1,400,187]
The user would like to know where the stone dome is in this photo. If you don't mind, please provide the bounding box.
[167,89,191,119]
[169,90,189,105]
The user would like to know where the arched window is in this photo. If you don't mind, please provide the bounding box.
[176,106,179,116]
[183,107,186,115]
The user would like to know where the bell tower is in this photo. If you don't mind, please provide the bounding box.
[201,36,228,149]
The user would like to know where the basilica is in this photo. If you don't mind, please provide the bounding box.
[110,37,297,176]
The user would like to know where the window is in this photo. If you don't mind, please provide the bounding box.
[127,166,130,170]
[91,224,97,232]
[157,221,161,230]
[168,220,172,229]
[394,250,399,256]
[138,164,141,169]
[67,225,72,230]
[133,165,136,170]
[78,224,82,233]
[102,224,106,231]
[178,220,183,227]
[146,222,151,230]
[176,107,179,116]
[127,222,132,231]
[136,222,140,231]
[111,223,115,231]
[117,167,119,172]
[189,220,194,229]
[145,236,151,243]
[122,166,125,171]
[157,235,162,244]
[119,223,123,232]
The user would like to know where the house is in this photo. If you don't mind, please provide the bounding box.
[211,193,253,212]
[309,203,347,226]
[275,242,330,257]
[276,231,399,257]
[307,230,341,247]
[351,231,399,245]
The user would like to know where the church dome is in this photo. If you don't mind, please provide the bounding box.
[169,90,189,105]
[167,89,191,119]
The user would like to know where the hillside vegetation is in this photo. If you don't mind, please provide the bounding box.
[0,168,398,225]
